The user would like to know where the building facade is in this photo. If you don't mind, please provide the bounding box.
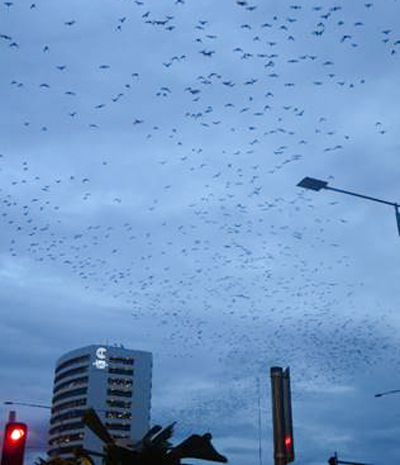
[48,345,152,459]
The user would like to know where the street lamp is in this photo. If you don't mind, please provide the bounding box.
[374,389,400,398]
[3,401,109,416]
[297,177,400,236]
[3,402,51,410]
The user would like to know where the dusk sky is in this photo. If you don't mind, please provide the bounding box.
[2,0,400,464]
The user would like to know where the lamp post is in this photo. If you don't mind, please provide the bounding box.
[3,402,51,410]
[297,177,400,236]
[3,401,110,417]
[374,389,400,398]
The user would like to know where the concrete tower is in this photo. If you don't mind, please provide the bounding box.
[48,345,152,459]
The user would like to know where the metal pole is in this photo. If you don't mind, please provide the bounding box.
[298,177,400,237]
[338,460,375,465]
[332,451,375,465]
[395,204,400,236]
[324,186,400,237]
[270,367,285,465]
[282,368,294,463]
[374,388,400,398]
[325,186,398,207]
[257,378,263,465]
[4,402,51,410]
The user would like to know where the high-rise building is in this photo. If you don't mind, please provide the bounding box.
[48,344,152,460]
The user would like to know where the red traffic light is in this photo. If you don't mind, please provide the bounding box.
[8,428,25,442]
[1,422,28,465]
[284,434,294,464]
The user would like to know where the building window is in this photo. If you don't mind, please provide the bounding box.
[54,366,88,384]
[108,367,133,376]
[106,399,131,409]
[55,355,90,374]
[105,411,132,420]
[49,421,84,435]
[105,423,131,431]
[53,376,88,394]
[50,409,85,425]
[48,432,84,446]
[107,377,133,391]
[51,398,87,414]
[107,377,133,387]
[48,445,85,457]
[108,356,134,366]
[52,387,88,404]
[107,389,132,398]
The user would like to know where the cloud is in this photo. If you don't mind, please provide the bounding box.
[3,1,400,464]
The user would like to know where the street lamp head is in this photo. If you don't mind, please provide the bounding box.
[297,177,328,191]
[297,178,400,237]
[374,389,400,398]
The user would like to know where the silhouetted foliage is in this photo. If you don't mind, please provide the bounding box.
[38,409,227,465]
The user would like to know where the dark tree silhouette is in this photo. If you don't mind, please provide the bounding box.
[37,409,228,465]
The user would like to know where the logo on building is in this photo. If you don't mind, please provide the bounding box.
[93,347,108,369]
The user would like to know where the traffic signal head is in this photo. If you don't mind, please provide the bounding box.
[284,434,294,463]
[1,422,28,465]
[282,369,294,464]
[270,367,295,465]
